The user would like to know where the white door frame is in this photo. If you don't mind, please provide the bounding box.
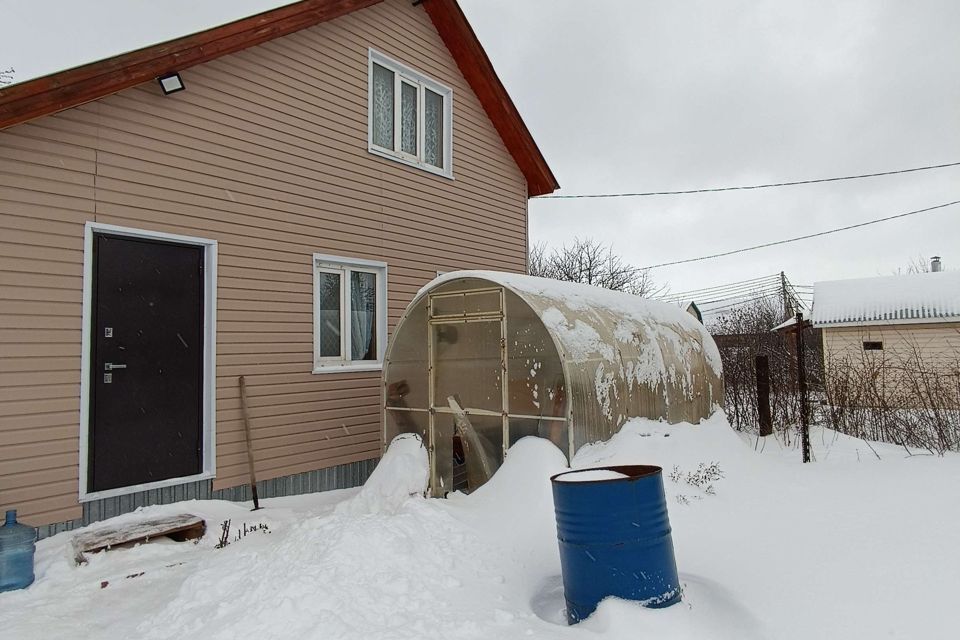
[79,222,218,502]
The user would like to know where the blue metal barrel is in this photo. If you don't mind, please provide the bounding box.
[0,509,36,592]
[551,465,680,624]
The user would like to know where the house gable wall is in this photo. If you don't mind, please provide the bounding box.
[822,322,960,370]
[822,322,960,406]
[0,0,528,526]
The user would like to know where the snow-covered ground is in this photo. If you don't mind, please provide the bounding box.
[2,414,958,639]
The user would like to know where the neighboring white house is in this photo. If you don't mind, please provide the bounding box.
[811,269,960,404]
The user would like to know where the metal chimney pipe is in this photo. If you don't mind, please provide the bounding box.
[931,256,942,272]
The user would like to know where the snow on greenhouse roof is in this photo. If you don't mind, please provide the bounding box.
[420,270,723,375]
[811,270,960,327]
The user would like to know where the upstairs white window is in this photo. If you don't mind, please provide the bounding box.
[313,254,387,373]
[368,49,453,177]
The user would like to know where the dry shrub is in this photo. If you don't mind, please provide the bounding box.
[710,297,959,454]
[823,340,960,454]
[709,296,822,437]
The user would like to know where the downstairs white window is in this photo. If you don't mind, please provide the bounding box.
[313,254,387,372]
[368,49,453,177]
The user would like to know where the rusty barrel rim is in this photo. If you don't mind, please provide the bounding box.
[551,464,663,484]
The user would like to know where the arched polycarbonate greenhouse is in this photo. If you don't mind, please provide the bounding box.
[383,271,724,496]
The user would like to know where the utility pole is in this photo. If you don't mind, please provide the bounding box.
[780,271,793,321]
[794,312,811,463]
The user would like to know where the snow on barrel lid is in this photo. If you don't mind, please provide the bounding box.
[553,469,630,482]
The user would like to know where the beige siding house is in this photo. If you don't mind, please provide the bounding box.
[0,0,558,534]
[812,270,960,404]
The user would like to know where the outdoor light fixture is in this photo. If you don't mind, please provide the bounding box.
[157,72,185,95]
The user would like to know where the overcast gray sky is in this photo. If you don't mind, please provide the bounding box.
[461,0,960,297]
[3,1,957,299]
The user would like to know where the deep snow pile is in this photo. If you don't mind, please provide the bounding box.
[335,432,428,516]
[2,414,959,639]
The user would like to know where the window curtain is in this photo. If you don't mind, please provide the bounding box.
[350,272,377,360]
[372,63,394,149]
[317,271,341,358]
[400,82,418,155]
[423,88,444,168]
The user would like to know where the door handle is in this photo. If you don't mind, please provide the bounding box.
[104,363,127,371]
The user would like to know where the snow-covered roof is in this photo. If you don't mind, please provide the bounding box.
[771,316,798,331]
[811,271,960,327]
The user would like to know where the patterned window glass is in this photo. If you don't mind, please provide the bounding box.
[401,82,418,155]
[317,272,341,357]
[350,271,378,360]
[424,88,444,169]
[372,63,394,149]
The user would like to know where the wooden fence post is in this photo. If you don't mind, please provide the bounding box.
[795,313,811,463]
[755,354,773,437]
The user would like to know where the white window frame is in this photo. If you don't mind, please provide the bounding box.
[313,253,388,373]
[368,48,454,179]
[79,222,218,502]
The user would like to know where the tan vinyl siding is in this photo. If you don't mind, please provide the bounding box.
[0,0,529,526]
[822,322,960,403]
[823,323,960,369]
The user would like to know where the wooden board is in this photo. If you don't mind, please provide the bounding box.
[71,514,206,564]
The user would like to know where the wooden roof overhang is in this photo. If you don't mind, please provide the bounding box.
[0,0,558,196]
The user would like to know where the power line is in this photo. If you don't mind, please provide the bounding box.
[668,277,806,305]
[700,289,780,308]
[784,278,810,311]
[665,275,810,307]
[697,283,782,305]
[663,271,809,316]
[659,277,780,303]
[639,199,960,270]
[699,294,782,315]
[669,272,810,316]
[663,283,782,305]
[536,161,960,199]
[659,274,780,300]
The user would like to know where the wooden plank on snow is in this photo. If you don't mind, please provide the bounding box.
[71,513,206,564]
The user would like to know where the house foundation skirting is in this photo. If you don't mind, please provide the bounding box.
[36,458,379,540]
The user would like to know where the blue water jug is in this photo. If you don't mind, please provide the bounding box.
[0,509,36,592]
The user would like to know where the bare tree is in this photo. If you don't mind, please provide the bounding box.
[0,68,14,87]
[908,256,931,274]
[892,254,932,275]
[630,268,665,299]
[529,238,666,297]
[528,242,550,281]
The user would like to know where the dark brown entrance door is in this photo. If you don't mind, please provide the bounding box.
[89,233,205,493]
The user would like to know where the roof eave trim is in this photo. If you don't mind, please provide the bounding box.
[0,0,559,198]
[421,0,559,197]
[0,0,384,129]
[814,316,960,329]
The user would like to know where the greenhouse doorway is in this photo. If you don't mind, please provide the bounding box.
[384,275,591,498]
[428,286,507,495]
